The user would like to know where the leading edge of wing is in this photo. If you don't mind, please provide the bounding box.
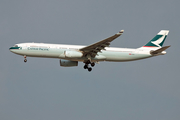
[79,30,124,52]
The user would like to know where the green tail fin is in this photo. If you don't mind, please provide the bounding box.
[143,30,169,48]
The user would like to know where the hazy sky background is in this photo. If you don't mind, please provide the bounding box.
[1,0,180,120]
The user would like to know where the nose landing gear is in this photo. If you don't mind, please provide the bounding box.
[24,55,27,62]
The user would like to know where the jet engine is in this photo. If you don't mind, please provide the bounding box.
[60,59,78,67]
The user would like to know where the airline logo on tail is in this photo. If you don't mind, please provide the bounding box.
[151,34,166,47]
[143,30,169,48]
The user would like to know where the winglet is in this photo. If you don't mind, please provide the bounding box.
[116,30,124,35]
[118,30,124,34]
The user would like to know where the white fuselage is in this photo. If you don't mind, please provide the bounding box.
[9,43,159,62]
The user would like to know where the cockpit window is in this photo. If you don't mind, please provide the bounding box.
[14,45,18,47]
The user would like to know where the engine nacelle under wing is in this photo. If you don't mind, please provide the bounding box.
[60,59,78,67]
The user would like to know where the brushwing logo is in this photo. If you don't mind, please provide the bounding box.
[151,34,165,47]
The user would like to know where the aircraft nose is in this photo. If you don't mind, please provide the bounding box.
[9,47,13,51]
[9,46,21,52]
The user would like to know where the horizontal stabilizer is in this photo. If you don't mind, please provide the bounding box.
[150,46,170,55]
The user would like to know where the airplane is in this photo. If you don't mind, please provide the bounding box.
[9,30,170,72]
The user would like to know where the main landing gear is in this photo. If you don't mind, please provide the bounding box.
[24,55,27,62]
[83,60,95,72]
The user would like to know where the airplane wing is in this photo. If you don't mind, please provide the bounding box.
[79,30,124,58]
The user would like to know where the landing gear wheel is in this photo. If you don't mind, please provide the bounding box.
[86,60,90,64]
[84,64,88,69]
[24,55,27,63]
[24,59,27,62]
[91,62,95,67]
[88,67,92,72]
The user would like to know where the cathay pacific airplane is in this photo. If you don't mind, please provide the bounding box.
[9,30,170,72]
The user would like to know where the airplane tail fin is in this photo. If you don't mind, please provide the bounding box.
[142,30,169,48]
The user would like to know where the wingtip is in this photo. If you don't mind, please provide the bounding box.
[119,30,124,33]
[116,30,124,35]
